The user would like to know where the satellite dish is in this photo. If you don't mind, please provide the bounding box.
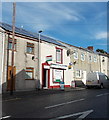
[67,49,70,56]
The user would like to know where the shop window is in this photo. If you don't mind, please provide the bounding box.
[56,47,63,64]
[27,42,34,54]
[8,38,16,50]
[25,67,34,80]
[53,69,64,83]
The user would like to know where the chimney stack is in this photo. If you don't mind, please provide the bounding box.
[87,46,94,51]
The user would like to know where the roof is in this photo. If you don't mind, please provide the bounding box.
[0,22,65,47]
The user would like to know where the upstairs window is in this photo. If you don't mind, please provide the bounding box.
[27,42,34,54]
[89,55,92,62]
[74,50,78,59]
[56,47,63,64]
[94,55,97,62]
[81,53,85,61]
[8,38,16,50]
[25,67,34,80]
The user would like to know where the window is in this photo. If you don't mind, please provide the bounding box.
[53,69,64,83]
[56,47,63,64]
[74,50,78,59]
[76,70,81,78]
[8,38,16,50]
[25,68,34,80]
[81,53,85,61]
[27,42,34,54]
[89,55,92,62]
[94,55,97,62]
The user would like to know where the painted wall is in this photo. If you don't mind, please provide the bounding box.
[40,42,73,88]
[70,47,100,82]
[2,34,39,92]
[0,29,5,93]
[100,55,109,76]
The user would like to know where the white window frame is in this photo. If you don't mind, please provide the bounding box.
[75,70,81,78]
[94,55,97,62]
[81,52,85,61]
[74,49,78,59]
[56,47,63,64]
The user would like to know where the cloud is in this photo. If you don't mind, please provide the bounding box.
[14,2,86,31]
[95,32,107,39]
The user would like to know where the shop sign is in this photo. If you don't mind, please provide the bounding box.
[46,55,52,61]
[44,65,50,69]
[50,63,67,69]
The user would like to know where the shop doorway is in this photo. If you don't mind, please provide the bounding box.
[43,69,49,89]
[7,66,16,91]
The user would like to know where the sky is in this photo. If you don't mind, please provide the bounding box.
[1,1,108,52]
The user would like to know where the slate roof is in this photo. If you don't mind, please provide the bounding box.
[0,22,65,47]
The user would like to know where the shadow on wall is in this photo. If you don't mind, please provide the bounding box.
[2,69,41,93]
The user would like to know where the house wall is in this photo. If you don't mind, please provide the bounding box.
[100,55,109,76]
[40,42,73,88]
[70,47,100,82]
[0,29,5,93]
[2,33,39,92]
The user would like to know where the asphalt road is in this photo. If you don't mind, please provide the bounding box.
[2,88,109,119]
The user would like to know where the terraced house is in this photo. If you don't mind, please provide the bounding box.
[0,22,73,92]
[0,22,109,93]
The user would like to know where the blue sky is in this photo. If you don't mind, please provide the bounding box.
[2,2,108,52]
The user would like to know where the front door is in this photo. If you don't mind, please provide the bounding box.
[7,66,16,91]
[43,69,49,89]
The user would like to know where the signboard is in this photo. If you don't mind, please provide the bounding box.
[44,65,50,69]
[46,55,52,61]
[51,63,67,70]
[53,69,63,82]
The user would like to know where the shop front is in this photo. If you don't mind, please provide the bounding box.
[42,63,67,89]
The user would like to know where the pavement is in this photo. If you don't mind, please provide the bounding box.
[1,87,85,101]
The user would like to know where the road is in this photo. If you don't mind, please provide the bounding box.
[2,88,109,119]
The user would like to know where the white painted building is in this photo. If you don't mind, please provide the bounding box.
[0,28,5,93]
[40,41,73,89]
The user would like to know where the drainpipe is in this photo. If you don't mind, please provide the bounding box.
[38,30,42,89]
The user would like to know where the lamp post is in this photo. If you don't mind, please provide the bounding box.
[38,30,42,89]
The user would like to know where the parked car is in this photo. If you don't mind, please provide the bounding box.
[86,72,109,88]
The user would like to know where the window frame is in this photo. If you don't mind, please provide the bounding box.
[8,38,17,51]
[75,70,81,78]
[73,49,78,59]
[89,54,92,62]
[94,55,97,62]
[81,52,85,61]
[25,67,34,80]
[26,42,34,54]
[56,47,63,64]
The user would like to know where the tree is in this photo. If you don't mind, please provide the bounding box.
[96,49,107,54]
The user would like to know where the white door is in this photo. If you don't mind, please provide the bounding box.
[82,71,87,85]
